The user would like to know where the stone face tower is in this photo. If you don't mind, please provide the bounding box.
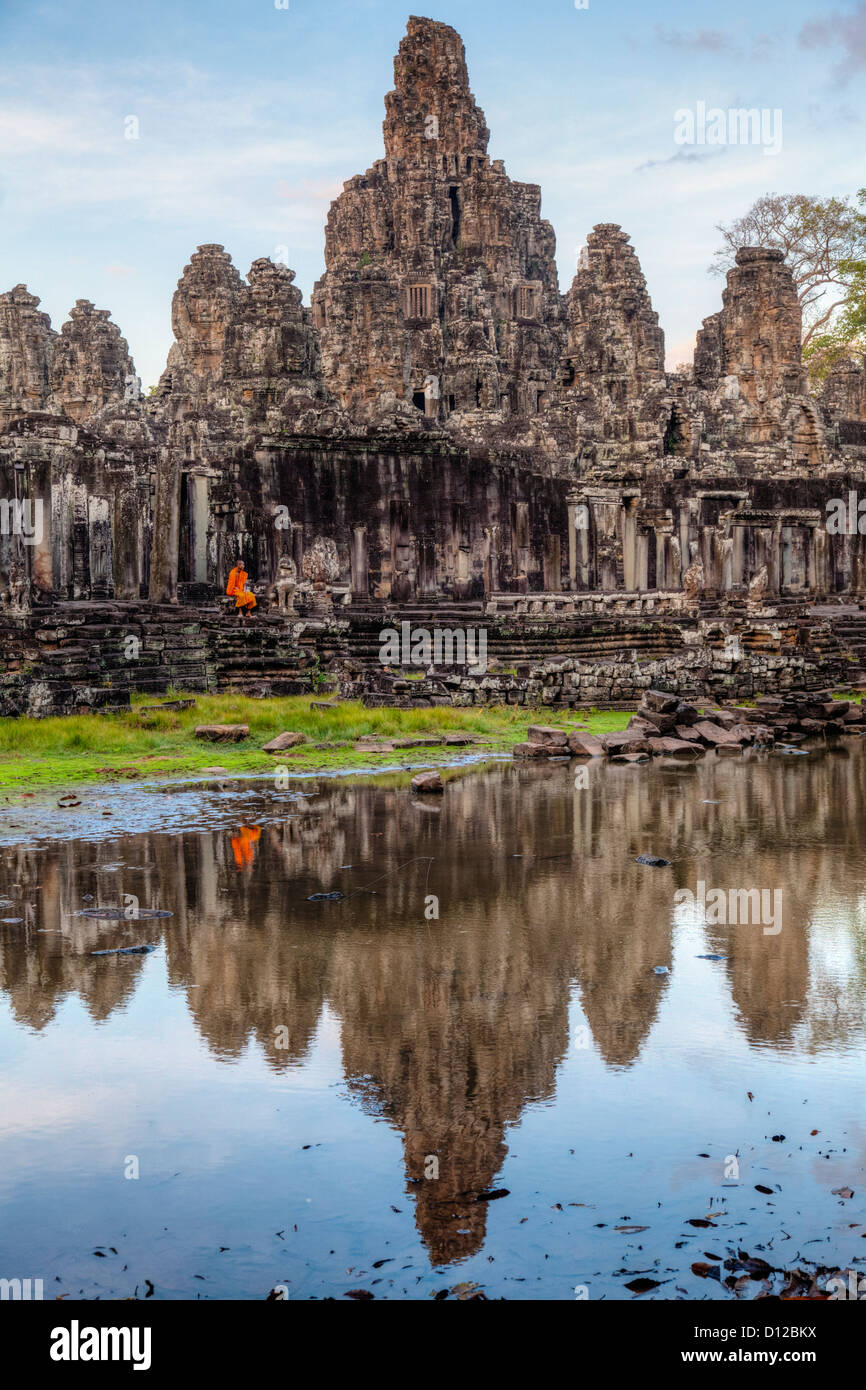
[312,15,564,421]
[52,300,139,424]
[0,286,57,428]
[695,247,804,403]
[556,224,666,454]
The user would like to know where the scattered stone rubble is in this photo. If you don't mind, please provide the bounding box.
[513,688,866,761]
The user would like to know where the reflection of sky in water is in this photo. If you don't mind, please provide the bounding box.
[1,747,865,1299]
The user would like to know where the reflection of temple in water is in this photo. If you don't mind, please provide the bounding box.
[2,746,866,1262]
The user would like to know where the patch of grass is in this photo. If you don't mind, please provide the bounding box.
[0,694,631,789]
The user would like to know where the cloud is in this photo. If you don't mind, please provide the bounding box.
[655,26,742,56]
[799,2,866,82]
[0,61,371,229]
[0,109,102,154]
[805,100,862,129]
[653,26,781,62]
[636,148,728,173]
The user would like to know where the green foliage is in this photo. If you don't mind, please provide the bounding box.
[803,252,866,379]
[0,695,631,788]
[712,190,866,367]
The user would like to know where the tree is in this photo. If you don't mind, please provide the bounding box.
[804,256,866,380]
[711,191,866,373]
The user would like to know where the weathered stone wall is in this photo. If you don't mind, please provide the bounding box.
[0,602,315,717]
[365,632,847,712]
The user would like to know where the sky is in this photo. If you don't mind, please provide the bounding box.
[0,0,863,388]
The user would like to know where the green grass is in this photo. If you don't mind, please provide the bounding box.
[0,693,631,789]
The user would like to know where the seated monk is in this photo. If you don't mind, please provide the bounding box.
[226,562,257,615]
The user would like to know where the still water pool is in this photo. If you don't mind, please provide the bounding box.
[1,746,864,1299]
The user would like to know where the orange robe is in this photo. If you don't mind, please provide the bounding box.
[231,825,261,870]
[227,565,257,611]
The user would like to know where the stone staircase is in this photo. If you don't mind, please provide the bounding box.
[3,593,864,718]
[339,603,687,673]
[827,611,866,684]
[0,601,315,717]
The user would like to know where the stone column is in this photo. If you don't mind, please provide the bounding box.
[592,498,618,591]
[188,470,210,585]
[149,450,181,604]
[654,529,667,591]
[754,527,779,596]
[483,524,500,595]
[733,526,745,588]
[567,496,591,590]
[637,530,649,591]
[543,534,562,592]
[351,525,369,596]
[88,496,112,597]
[808,525,826,597]
[700,525,717,595]
[678,504,691,580]
[721,536,734,593]
[623,498,638,591]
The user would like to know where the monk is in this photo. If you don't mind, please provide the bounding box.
[231,824,261,870]
[226,562,257,616]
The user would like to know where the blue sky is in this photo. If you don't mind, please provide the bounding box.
[1,0,863,388]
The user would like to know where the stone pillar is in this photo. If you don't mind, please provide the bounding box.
[88,496,112,597]
[623,498,638,591]
[678,504,691,580]
[543,534,562,592]
[808,525,827,597]
[351,524,369,596]
[188,470,210,585]
[149,450,181,604]
[592,498,618,591]
[113,485,141,599]
[637,530,649,591]
[755,527,779,596]
[483,525,500,595]
[654,529,667,591]
[733,526,746,588]
[567,497,591,590]
[700,526,716,596]
[769,524,782,596]
[29,481,53,596]
[721,536,734,593]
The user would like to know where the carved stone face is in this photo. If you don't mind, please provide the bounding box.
[302,536,340,586]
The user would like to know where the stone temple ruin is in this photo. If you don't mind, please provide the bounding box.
[2,15,866,716]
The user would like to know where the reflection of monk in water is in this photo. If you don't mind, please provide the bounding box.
[226,563,257,617]
[231,825,261,870]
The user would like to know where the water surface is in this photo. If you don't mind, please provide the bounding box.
[1,746,865,1299]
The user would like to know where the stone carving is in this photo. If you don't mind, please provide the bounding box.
[1,562,32,614]
[748,564,770,611]
[682,549,704,602]
[302,536,340,586]
[270,553,298,614]
[301,536,341,614]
